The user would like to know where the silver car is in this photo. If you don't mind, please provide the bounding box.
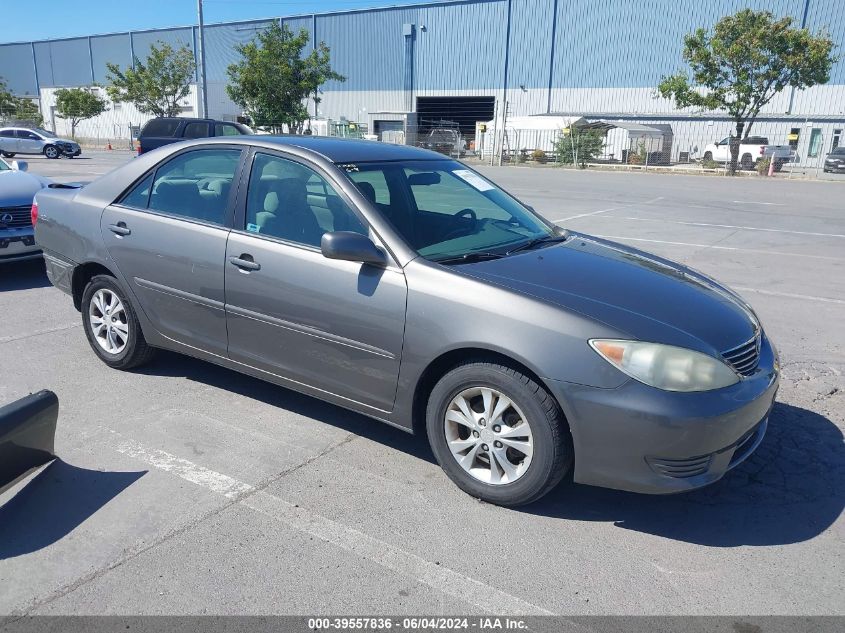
[0,157,48,262]
[0,126,81,159]
[34,137,779,506]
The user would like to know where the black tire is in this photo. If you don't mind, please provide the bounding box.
[741,154,754,170]
[1,152,15,158]
[43,145,60,159]
[426,361,572,507]
[81,274,156,369]
[774,160,785,173]
[703,151,713,162]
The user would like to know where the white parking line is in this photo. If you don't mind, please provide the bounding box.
[0,322,81,345]
[731,200,785,206]
[610,216,845,239]
[592,235,845,262]
[731,287,845,306]
[114,435,554,616]
[554,196,663,222]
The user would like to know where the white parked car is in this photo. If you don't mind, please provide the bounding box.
[702,136,794,171]
[0,156,50,262]
[0,126,81,160]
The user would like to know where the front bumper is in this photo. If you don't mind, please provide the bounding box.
[823,163,844,173]
[0,228,40,262]
[549,336,779,494]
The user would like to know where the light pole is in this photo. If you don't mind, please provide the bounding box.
[196,0,209,119]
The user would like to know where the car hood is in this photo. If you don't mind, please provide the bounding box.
[458,233,759,354]
[0,170,48,206]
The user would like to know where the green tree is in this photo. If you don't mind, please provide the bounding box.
[554,128,605,167]
[0,77,15,119]
[226,22,345,133]
[12,98,43,126]
[55,87,107,137]
[106,42,196,117]
[657,9,837,174]
[0,78,43,126]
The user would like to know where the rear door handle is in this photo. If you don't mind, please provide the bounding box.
[228,255,261,271]
[108,222,131,236]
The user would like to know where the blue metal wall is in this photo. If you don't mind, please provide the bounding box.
[1,0,843,114]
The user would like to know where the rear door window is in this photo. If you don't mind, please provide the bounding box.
[214,123,244,137]
[141,119,181,137]
[184,122,211,139]
[134,149,243,225]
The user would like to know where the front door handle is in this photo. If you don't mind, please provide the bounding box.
[108,222,131,236]
[228,254,261,271]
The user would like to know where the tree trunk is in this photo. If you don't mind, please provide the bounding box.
[728,120,745,176]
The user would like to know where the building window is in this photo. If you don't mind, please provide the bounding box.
[808,128,823,158]
[833,129,842,151]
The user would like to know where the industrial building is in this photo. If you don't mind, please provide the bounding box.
[1,0,843,165]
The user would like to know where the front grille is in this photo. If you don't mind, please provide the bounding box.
[647,454,712,478]
[0,205,32,228]
[721,334,761,376]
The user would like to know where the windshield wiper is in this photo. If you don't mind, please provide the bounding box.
[507,230,570,255]
[434,252,507,265]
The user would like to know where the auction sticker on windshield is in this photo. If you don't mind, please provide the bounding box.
[453,169,494,191]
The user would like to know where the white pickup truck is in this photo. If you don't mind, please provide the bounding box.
[702,136,794,171]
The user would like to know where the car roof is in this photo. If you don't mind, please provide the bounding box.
[240,135,446,163]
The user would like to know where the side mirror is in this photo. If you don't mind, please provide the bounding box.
[11,160,28,172]
[321,231,386,266]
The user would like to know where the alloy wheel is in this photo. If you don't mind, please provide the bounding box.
[89,288,129,354]
[444,386,534,485]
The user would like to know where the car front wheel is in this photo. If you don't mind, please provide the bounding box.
[426,361,572,506]
[43,145,60,159]
[81,275,156,369]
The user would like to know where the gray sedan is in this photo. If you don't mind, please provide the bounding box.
[34,137,778,506]
[1,157,48,262]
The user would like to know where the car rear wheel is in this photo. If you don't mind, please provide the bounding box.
[741,153,754,170]
[426,361,572,506]
[703,151,713,162]
[1,152,14,158]
[43,145,60,159]
[81,275,156,369]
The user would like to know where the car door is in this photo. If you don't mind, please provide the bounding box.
[101,146,245,356]
[224,150,407,412]
[713,137,730,162]
[17,130,43,154]
[0,129,17,153]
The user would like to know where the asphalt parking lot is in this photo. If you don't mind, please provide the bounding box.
[1,151,843,617]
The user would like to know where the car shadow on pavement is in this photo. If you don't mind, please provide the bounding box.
[0,259,50,292]
[0,459,145,560]
[521,402,844,546]
[136,351,437,465]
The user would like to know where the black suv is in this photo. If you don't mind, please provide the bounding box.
[823,147,845,173]
[138,117,252,155]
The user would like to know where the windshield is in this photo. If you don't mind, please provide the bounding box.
[340,159,555,262]
[32,127,57,138]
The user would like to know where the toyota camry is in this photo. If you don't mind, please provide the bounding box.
[33,137,779,506]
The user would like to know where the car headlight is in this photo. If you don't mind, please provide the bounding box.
[589,339,740,392]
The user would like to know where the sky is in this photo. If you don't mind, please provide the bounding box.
[0,0,437,43]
